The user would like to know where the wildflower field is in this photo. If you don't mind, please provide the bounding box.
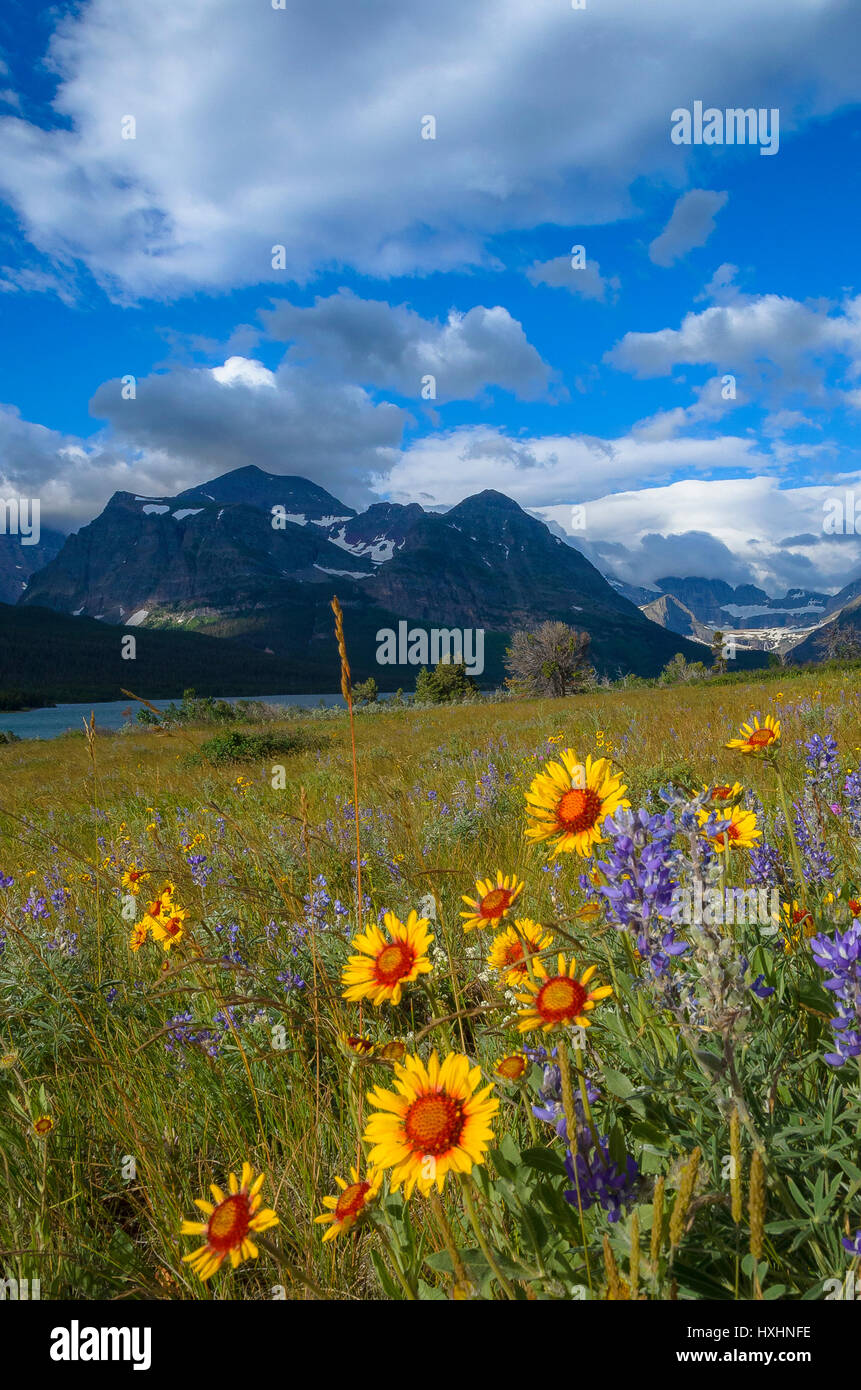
[1,660,861,1302]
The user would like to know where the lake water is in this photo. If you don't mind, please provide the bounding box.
[0,693,352,741]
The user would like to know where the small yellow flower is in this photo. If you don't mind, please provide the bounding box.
[780,901,816,953]
[34,1114,54,1137]
[725,715,780,755]
[339,1032,376,1059]
[314,1166,382,1241]
[129,920,149,953]
[699,804,761,852]
[525,752,628,858]
[143,883,175,920]
[121,864,150,896]
[516,953,612,1033]
[150,904,188,951]
[342,910,433,1007]
[364,1051,498,1198]
[181,1163,279,1281]
[575,901,602,923]
[486,918,553,986]
[493,1052,529,1083]
[703,781,744,804]
[460,871,525,932]
[0,1050,20,1069]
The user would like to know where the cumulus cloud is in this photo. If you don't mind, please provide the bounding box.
[526,255,620,303]
[0,352,415,528]
[1,0,860,298]
[261,290,552,401]
[534,474,861,594]
[606,291,861,404]
[0,403,165,530]
[648,190,728,267]
[87,358,408,509]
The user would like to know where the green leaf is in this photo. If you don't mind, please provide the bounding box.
[601,1066,635,1099]
[500,1133,522,1168]
[521,1146,567,1177]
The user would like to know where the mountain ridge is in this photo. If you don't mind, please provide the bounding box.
[20,466,739,683]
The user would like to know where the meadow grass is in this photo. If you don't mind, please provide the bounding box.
[1,667,860,1300]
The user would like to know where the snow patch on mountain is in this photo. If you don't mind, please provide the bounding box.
[313,564,374,578]
[328,529,399,563]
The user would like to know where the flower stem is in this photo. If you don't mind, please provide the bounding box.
[459,1175,517,1300]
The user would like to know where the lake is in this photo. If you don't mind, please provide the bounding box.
[0,692,352,741]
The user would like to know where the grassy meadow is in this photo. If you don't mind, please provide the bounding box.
[1,665,861,1301]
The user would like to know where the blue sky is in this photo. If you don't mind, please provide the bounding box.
[1,0,861,596]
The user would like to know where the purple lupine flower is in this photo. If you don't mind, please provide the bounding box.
[215,920,243,965]
[811,921,861,1066]
[0,871,14,889]
[597,807,688,981]
[803,733,839,786]
[564,1140,640,1223]
[22,892,50,920]
[738,957,775,999]
[277,969,306,993]
[845,771,861,835]
[792,802,835,886]
[164,1011,222,1066]
[186,853,212,887]
[529,1048,600,1144]
[638,927,689,978]
[747,838,781,888]
[842,1229,861,1257]
[46,928,78,957]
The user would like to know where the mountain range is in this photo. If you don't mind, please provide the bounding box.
[9,463,861,703]
[600,573,861,656]
[0,528,65,604]
[11,465,767,696]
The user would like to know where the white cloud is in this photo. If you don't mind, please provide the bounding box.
[631,374,745,442]
[378,424,771,509]
[261,290,552,401]
[526,255,620,302]
[1,0,860,298]
[210,356,277,390]
[606,292,861,403]
[648,189,728,267]
[87,358,407,508]
[534,474,861,594]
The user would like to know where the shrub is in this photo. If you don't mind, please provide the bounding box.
[353,676,379,705]
[504,622,593,697]
[188,727,326,766]
[414,661,477,704]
